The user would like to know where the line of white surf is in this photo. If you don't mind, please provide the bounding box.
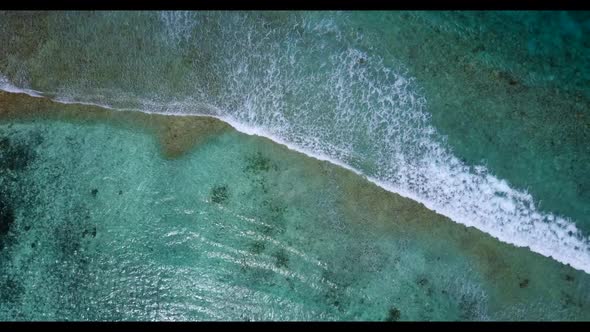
[1,81,588,275]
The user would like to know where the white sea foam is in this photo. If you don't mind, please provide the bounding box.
[2,83,588,273]
[0,74,44,98]
[0,12,588,274]
[219,116,590,274]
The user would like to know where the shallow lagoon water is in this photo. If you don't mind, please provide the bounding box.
[1,11,589,272]
[0,92,589,320]
[0,11,589,320]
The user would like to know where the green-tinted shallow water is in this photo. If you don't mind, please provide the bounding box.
[0,92,589,320]
[0,11,590,321]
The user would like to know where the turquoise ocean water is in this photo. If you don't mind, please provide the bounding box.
[0,11,589,320]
